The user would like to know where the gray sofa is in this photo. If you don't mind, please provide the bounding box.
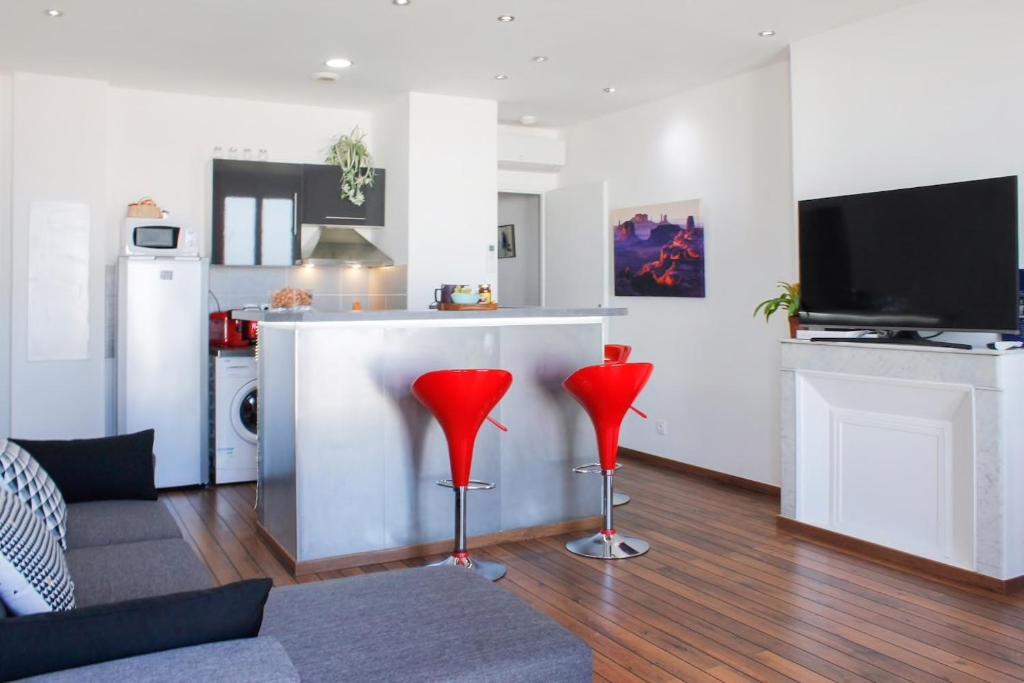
[16,498,592,682]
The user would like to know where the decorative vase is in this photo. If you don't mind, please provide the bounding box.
[788,315,801,339]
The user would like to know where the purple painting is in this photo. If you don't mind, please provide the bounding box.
[612,199,705,298]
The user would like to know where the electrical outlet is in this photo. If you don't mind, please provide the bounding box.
[655,420,668,436]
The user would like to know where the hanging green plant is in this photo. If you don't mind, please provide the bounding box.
[325,126,375,206]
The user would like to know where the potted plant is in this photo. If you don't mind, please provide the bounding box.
[325,127,375,206]
[754,282,802,338]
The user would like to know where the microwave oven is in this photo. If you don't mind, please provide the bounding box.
[124,218,198,257]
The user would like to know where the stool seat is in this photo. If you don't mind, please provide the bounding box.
[412,369,512,580]
[563,362,653,560]
[603,344,633,364]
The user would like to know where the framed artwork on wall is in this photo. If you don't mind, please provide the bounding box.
[498,224,516,259]
[611,198,705,298]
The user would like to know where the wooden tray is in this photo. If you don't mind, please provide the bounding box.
[438,302,499,311]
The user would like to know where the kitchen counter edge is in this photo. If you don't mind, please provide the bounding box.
[235,307,626,323]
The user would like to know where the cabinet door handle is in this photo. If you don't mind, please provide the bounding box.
[292,193,299,235]
[325,216,365,221]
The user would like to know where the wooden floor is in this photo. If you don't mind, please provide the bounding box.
[166,460,1024,682]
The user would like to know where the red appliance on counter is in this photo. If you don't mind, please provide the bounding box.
[240,319,259,345]
[209,311,252,348]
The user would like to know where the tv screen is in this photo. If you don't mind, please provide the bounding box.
[799,176,1020,333]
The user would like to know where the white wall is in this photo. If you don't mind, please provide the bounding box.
[559,62,795,485]
[369,96,411,266]
[0,74,11,437]
[10,73,109,438]
[792,0,1024,206]
[790,0,1024,343]
[497,193,541,306]
[106,87,372,264]
[406,93,497,310]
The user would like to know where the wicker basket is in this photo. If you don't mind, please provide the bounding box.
[127,197,164,219]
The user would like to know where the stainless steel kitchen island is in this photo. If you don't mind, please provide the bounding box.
[235,307,626,574]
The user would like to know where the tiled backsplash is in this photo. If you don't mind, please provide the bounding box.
[208,264,407,312]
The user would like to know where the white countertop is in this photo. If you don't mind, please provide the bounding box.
[235,306,626,323]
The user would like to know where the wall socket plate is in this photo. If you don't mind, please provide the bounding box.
[655,419,667,436]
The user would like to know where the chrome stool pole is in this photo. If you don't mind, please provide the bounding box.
[429,479,506,581]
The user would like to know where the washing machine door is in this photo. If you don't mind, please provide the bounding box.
[231,379,258,444]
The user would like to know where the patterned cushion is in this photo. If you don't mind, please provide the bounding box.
[0,439,68,550]
[0,486,76,615]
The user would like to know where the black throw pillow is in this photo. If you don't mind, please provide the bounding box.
[11,430,157,502]
[0,578,272,681]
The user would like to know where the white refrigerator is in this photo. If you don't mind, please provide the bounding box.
[117,257,208,488]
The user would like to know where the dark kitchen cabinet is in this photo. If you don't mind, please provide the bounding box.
[212,160,302,266]
[301,165,386,227]
[211,161,386,266]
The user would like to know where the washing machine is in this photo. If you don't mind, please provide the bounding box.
[213,349,257,483]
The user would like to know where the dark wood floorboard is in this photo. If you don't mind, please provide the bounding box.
[169,461,1024,682]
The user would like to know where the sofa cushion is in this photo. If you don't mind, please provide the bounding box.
[0,579,272,681]
[65,500,181,550]
[20,637,298,683]
[0,487,75,616]
[11,430,157,503]
[68,538,214,608]
[261,567,592,682]
[0,439,68,550]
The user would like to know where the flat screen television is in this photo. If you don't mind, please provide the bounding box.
[799,176,1020,335]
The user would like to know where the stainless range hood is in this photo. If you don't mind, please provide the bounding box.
[299,225,394,267]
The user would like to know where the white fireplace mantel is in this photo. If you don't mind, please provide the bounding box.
[780,340,1024,581]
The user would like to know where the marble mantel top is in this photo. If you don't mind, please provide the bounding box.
[779,338,1024,357]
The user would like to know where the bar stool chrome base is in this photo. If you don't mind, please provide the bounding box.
[565,530,650,559]
[431,554,507,581]
[613,492,631,506]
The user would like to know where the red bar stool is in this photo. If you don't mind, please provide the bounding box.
[412,369,513,581]
[564,362,653,559]
[603,344,632,364]
[604,343,634,507]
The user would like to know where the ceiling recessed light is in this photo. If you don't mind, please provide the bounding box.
[312,71,340,82]
[497,15,515,23]
[392,0,411,4]
[494,74,509,80]
[602,87,616,94]
[324,57,353,69]
[44,8,63,17]
[758,29,776,37]
[520,115,538,126]
[532,56,548,63]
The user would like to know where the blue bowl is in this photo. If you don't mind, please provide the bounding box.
[451,292,479,305]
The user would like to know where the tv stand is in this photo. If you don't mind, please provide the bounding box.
[780,340,1024,585]
[810,330,972,351]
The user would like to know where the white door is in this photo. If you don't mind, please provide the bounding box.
[542,182,608,308]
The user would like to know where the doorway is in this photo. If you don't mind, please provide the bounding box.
[497,193,542,307]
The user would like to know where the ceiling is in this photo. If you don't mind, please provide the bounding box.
[0,0,916,127]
